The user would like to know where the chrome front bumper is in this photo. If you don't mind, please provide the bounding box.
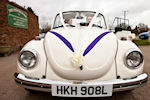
[14,73,148,93]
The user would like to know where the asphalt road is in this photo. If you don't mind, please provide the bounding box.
[0,46,150,100]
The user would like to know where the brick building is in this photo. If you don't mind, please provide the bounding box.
[0,0,39,55]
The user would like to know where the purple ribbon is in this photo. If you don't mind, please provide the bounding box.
[49,31,111,56]
[83,31,111,56]
[49,31,74,52]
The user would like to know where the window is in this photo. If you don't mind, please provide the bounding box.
[63,11,95,27]
[92,14,106,29]
[53,11,107,29]
[53,14,63,29]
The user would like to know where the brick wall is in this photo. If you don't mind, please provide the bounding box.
[0,0,39,51]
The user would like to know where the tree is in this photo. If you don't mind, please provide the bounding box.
[40,22,51,33]
[131,26,139,35]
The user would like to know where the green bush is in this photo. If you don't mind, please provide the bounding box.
[132,39,150,46]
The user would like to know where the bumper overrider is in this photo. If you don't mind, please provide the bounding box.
[14,73,148,97]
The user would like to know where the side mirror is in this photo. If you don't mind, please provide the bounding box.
[114,27,123,33]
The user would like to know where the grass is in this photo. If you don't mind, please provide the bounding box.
[132,39,150,46]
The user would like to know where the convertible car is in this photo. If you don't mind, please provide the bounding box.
[14,11,148,97]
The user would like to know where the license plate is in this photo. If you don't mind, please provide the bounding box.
[52,84,112,97]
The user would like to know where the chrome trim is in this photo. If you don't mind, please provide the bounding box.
[124,48,143,69]
[14,73,148,94]
[18,48,38,70]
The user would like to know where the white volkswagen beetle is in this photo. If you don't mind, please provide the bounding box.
[14,11,148,97]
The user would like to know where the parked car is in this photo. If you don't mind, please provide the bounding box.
[115,30,135,40]
[14,11,148,97]
[111,17,135,41]
[139,31,149,40]
[35,33,45,40]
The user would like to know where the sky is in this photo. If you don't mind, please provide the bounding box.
[9,0,150,29]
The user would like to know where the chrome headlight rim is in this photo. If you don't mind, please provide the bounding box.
[124,48,143,69]
[18,48,38,70]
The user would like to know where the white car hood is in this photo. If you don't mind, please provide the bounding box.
[44,27,117,80]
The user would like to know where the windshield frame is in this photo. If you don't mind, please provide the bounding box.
[52,11,108,29]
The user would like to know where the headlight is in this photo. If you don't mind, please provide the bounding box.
[18,49,37,69]
[125,49,143,69]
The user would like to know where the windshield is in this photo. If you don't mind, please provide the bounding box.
[63,11,95,27]
[53,11,106,29]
